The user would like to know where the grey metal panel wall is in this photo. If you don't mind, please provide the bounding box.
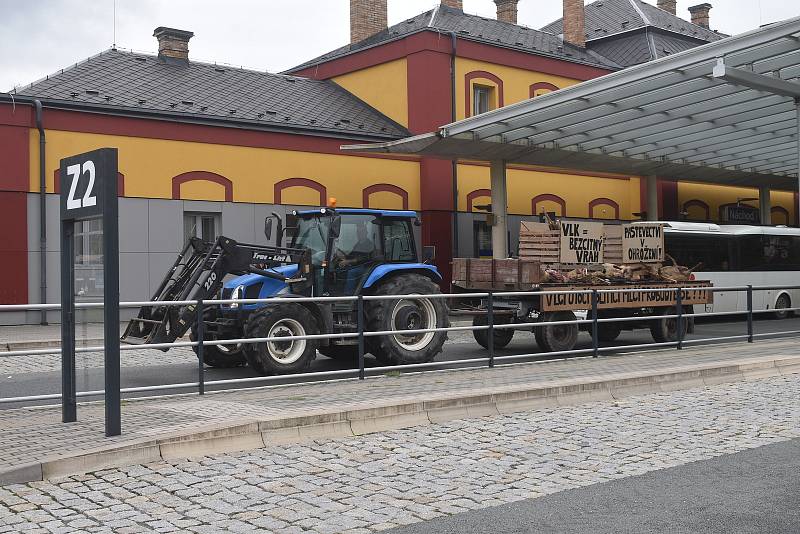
[147,199,183,253]
[222,203,256,243]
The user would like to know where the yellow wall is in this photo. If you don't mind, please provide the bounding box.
[29,130,421,209]
[678,182,796,223]
[457,163,641,219]
[456,57,580,120]
[333,59,409,127]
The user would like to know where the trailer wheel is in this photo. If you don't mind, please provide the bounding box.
[597,323,622,342]
[366,274,448,365]
[534,311,578,353]
[190,310,247,368]
[319,345,359,361]
[472,316,514,349]
[650,306,688,343]
[243,303,318,375]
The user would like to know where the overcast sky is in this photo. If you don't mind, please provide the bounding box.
[1,0,797,91]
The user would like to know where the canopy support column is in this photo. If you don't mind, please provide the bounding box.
[490,160,508,259]
[645,175,659,221]
[759,186,771,225]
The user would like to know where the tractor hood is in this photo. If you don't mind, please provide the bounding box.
[222,264,299,308]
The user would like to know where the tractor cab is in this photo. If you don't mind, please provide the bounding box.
[289,208,421,297]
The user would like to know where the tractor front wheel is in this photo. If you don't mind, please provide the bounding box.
[243,303,318,375]
[366,275,448,365]
[190,309,247,368]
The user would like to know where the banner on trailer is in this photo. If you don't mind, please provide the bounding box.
[622,224,665,263]
[540,283,713,312]
[559,221,605,263]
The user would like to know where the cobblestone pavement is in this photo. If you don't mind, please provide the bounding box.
[2,374,798,533]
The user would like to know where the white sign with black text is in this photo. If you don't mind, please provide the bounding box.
[559,221,605,263]
[622,223,665,263]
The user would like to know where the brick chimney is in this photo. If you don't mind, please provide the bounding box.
[153,27,194,62]
[688,3,712,29]
[494,0,519,24]
[350,0,387,43]
[656,0,677,15]
[441,0,463,9]
[563,0,586,48]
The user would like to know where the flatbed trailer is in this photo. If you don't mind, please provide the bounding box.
[451,263,713,352]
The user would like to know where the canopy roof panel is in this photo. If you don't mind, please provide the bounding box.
[344,16,800,191]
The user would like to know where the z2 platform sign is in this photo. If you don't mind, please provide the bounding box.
[622,224,665,263]
[559,221,605,263]
[59,148,121,437]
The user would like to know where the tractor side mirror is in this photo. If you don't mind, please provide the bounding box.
[264,217,273,240]
[272,212,283,247]
[331,215,342,239]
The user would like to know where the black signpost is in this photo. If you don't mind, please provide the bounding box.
[59,148,121,436]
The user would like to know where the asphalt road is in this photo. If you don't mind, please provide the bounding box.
[386,438,800,534]
[1,315,798,408]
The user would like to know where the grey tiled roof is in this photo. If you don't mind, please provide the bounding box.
[289,5,620,73]
[541,0,726,44]
[588,27,709,67]
[11,49,408,140]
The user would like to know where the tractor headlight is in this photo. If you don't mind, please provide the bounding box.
[229,285,245,309]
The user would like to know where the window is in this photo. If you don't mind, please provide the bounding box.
[332,214,381,267]
[74,219,104,298]
[473,85,491,115]
[383,220,415,262]
[184,213,220,244]
[665,234,734,272]
[738,235,800,271]
[473,220,492,258]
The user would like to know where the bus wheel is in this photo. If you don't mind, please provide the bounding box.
[774,294,791,320]
[650,306,688,343]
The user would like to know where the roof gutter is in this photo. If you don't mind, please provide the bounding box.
[34,99,47,325]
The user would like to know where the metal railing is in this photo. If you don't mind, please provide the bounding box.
[1,284,799,406]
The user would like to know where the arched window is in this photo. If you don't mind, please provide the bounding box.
[465,71,504,118]
[531,193,566,217]
[172,171,233,201]
[682,199,710,221]
[466,189,492,212]
[274,177,327,206]
[529,82,559,98]
[771,206,790,225]
[362,184,409,210]
[589,197,620,220]
[54,169,126,196]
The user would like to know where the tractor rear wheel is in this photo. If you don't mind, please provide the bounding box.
[190,309,247,368]
[243,303,318,375]
[366,274,448,365]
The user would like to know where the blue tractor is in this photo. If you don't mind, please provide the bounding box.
[122,208,449,375]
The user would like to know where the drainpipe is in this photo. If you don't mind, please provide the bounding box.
[449,31,459,260]
[34,99,47,325]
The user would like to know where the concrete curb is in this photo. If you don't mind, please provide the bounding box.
[2,353,798,486]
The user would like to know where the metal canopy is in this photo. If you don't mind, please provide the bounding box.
[344,16,800,192]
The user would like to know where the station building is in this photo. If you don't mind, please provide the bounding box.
[0,0,797,314]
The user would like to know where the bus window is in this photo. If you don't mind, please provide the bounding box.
[739,235,800,271]
[664,234,733,271]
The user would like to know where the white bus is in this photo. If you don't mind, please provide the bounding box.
[655,222,800,318]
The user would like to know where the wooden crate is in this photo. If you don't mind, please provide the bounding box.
[519,221,559,263]
[604,225,622,264]
[452,258,541,290]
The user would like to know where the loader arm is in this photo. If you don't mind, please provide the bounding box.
[121,236,310,346]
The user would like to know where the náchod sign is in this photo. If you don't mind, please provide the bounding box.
[559,221,605,263]
[622,224,664,263]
